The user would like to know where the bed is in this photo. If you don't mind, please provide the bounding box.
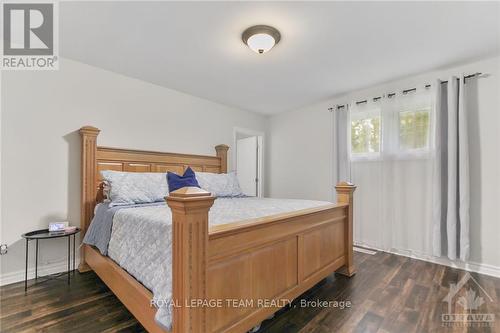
[79,126,356,333]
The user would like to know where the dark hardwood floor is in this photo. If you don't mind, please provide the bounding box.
[1,252,499,333]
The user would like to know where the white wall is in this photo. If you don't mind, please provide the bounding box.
[0,58,267,284]
[268,56,500,275]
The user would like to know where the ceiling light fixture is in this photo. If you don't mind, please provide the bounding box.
[242,25,281,54]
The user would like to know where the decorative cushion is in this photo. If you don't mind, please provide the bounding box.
[167,167,200,193]
[195,171,244,197]
[100,171,169,207]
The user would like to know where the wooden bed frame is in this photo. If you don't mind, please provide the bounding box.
[79,126,356,333]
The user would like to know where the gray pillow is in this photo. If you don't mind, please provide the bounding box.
[101,170,169,207]
[195,171,244,197]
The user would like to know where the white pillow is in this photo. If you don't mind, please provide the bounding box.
[101,170,169,207]
[195,171,244,197]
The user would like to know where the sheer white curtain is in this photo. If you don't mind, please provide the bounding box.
[349,88,435,257]
[332,105,351,195]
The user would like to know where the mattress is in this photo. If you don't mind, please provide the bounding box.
[93,197,331,330]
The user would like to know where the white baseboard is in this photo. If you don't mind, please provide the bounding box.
[354,242,500,278]
[354,246,377,255]
[0,259,80,286]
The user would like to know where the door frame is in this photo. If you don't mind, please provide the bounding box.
[233,127,265,197]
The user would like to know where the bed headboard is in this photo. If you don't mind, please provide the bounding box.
[79,126,229,238]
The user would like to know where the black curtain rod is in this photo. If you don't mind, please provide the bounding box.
[329,72,482,111]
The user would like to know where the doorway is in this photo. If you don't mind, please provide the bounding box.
[233,127,264,197]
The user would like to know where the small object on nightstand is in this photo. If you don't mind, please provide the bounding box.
[48,221,68,234]
[64,226,77,232]
[21,227,80,292]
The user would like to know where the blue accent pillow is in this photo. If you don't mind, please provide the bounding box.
[167,167,200,193]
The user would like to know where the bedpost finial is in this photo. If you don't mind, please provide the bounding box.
[80,126,100,136]
[335,181,356,203]
[166,187,215,210]
[335,181,356,191]
[215,144,229,152]
[168,186,212,198]
[215,144,229,174]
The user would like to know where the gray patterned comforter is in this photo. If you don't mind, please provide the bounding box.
[106,197,330,330]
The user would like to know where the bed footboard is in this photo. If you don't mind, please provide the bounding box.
[166,183,356,333]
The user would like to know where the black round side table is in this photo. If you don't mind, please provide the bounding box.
[21,228,80,292]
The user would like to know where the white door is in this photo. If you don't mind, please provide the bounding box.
[236,136,258,196]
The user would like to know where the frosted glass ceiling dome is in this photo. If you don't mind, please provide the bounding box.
[242,25,281,54]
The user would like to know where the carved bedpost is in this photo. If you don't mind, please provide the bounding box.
[166,187,215,333]
[215,144,229,173]
[335,181,356,277]
[79,126,100,272]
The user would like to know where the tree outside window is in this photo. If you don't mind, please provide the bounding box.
[351,116,381,156]
[399,107,430,151]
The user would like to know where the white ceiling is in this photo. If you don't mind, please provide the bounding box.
[61,1,500,114]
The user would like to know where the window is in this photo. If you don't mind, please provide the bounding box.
[398,107,430,151]
[350,112,381,157]
[348,92,432,160]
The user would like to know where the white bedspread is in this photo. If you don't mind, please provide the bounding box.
[107,197,330,330]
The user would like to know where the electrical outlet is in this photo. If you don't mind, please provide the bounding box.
[0,244,8,255]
